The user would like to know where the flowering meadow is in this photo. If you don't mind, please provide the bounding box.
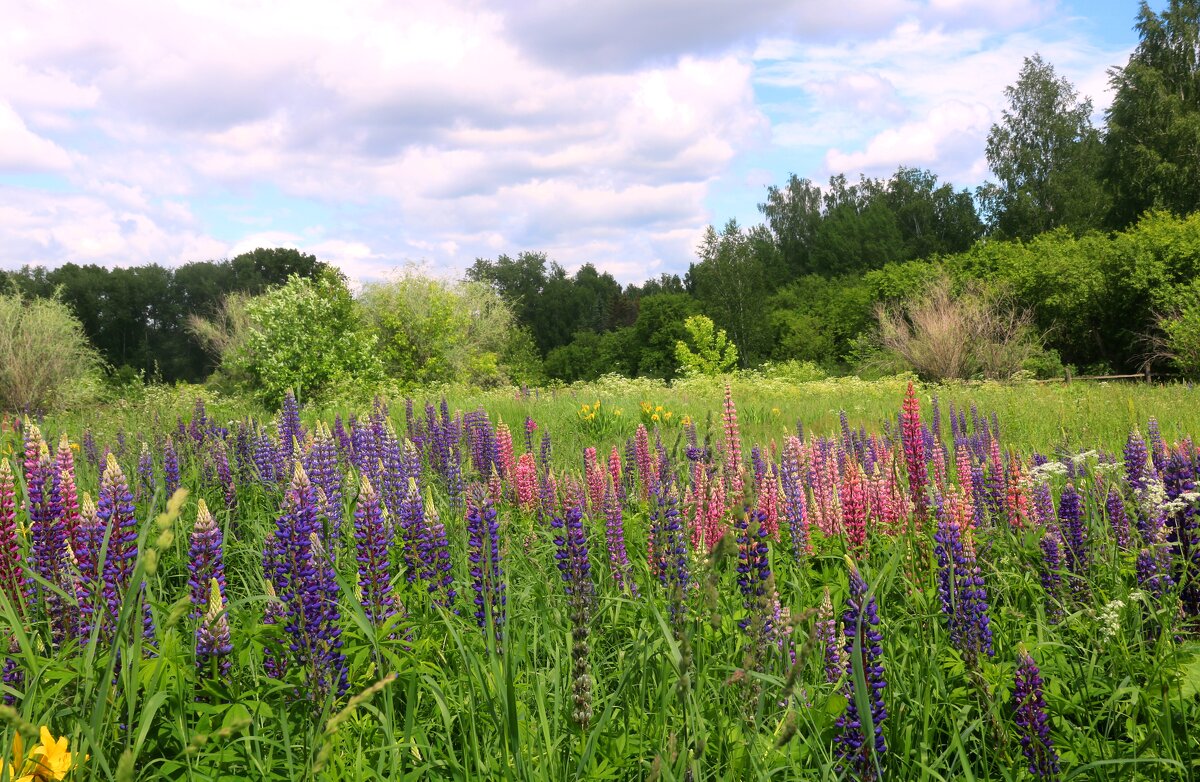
[1,379,1199,780]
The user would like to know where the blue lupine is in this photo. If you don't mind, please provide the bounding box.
[835,559,888,781]
[1057,484,1089,592]
[354,476,398,627]
[466,485,505,649]
[1013,647,1060,780]
[188,499,226,620]
[163,436,180,496]
[735,504,772,637]
[196,577,232,680]
[98,454,138,640]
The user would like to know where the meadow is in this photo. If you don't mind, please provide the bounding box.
[1,375,1199,781]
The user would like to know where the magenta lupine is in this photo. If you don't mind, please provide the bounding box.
[196,577,232,681]
[0,461,21,619]
[496,422,515,488]
[634,424,653,500]
[264,463,347,697]
[466,485,505,649]
[515,452,537,512]
[900,382,928,522]
[603,479,635,595]
[354,476,398,627]
[1013,647,1060,780]
[584,447,604,513]
[187,499,226,617]
[835,559,888,781]
[608,446,624,505]
[842,462,868,555]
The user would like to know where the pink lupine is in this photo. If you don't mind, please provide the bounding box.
[757,464,779,538]
[496,422,515,483]
[515,452,537,512]
[584,447,605,513]
[842,462,868,555]
[1007,458,1031,530]
[634,425,653,500]
[901,382,928,520]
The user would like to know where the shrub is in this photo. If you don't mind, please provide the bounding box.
[674,315,738,377]
[866,276,1043,381]
[0,290,102,412]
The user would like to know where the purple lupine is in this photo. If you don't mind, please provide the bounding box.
[82,429,98,471]
[196,577,232,680]
[264,463,347,697]
[649,483,688,622]
[188,499,226,619]
[2,634,20,705]
[1146,417,1166,478]
[1039,526,1065,624]
[539,431,552,477]
[466,485,505,649]
[354,476,398,627]
[212,439,236,514]
[1057,484,1089,591]
[262,581,288,680]
[556,501,594,726]
[1032,481,1055,527]
[303,423,342,542]
[1161,449,1200,615]
[163,436,180,497]
[136,443,155,501]
[1013,647,1060,779]
[417,485,456,610]
[73,494,103,641]
[278,390,304,468]
[933,497,993,666]
[1105,487,1132,550]
[398,477,424,584]
[253,430,278,484]
[29,441,70,644]
[818,587,844,684]
[835,559,888,781]
[97,454,138,641]
[780,437,810,559]
[602,479,635,596]
[734,504,772,637]
[1124,428,1150,495]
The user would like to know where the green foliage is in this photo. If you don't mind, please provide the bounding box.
[674,315,738,377]
[358,276,540,388]
[1152,277,1200,376]
[765,275,874,369]
[1104,0,1200,228]
[224,271,383,406]
[0,289,102,411]
[980,54,1107,238]
[544,328,636,382]
[631,293,700,379]
[687,221,776,365]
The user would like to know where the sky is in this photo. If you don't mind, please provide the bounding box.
[0,0,1162,284]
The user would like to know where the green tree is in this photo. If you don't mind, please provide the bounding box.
[1104,1,1200,228]
[674,315,738,376]
[222,271,382,406]
[687,220,775,363]
[631,294,700,379]
[979,54,1107,239]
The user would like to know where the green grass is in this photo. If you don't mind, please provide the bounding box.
[1,376,1198,780]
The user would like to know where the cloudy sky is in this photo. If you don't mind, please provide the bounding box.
[0,0,1158,283]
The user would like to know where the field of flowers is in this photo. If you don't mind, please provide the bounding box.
[1,377,1199,780]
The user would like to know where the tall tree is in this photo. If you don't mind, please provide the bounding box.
[979,54,1107,239]
[1104,0,1200,228]
[686,220,775,364]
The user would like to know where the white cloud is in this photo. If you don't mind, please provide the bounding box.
[0,102,73,172]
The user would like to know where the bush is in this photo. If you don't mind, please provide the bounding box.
[217,272,383,407]
[0,290,102,412]
[866,276,1043,381]
[674,315,738,377]
[1147,278,1200,378]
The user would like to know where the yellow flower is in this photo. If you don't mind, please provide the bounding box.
[587,413,596,421]
[663,411,673,421]
[25,727,76,781]
[651,413,660,422]
[771,407,781,416]
[69,443,80,452]
[613,409,622,417]
[594,400,600,409]
[681,415,692,426]
[655,405,664,413]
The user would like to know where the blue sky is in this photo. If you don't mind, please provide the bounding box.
[0,1,1163,283]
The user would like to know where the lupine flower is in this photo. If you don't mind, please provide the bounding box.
[835,558,888,781]
[28,441,69,640]
[818,586,844,684]
[584,447,604,512]
[900,382,928,521]
[0,460,21,617]
[515,452,537,512]
[74,494,104,641]
[1,634,20,705]
[722,384,744,505]
[934,491,993,667]
[841,462,868,555]
[161,435,180,498]
[1039,526,1065,624]
[1105,487,1132,549]
[262,581,288,681]
[188,499,226,620]
[264,463,347,697]
[553,502,595,726]
[1146,417,1166,478]
[354,476,398,627]
[1013,646,1060,780]
[780,437,811,559]
[649,483,688,622]
[398,476,424,583]
[278,390,304,468]
[602,479,635,595]
[212,440,236,514]
[196,577,232,680]
[1057,484,1089,592]
[136,443,155,501]
[82,429,98,470]
[496,422,515,485]
[418,486,456,610]
[466,485,505,649]
[96,455,139,642]
[734,504,772,638]
[303,423,341,539]
[634,425,653,500]
[54,435,80,550]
